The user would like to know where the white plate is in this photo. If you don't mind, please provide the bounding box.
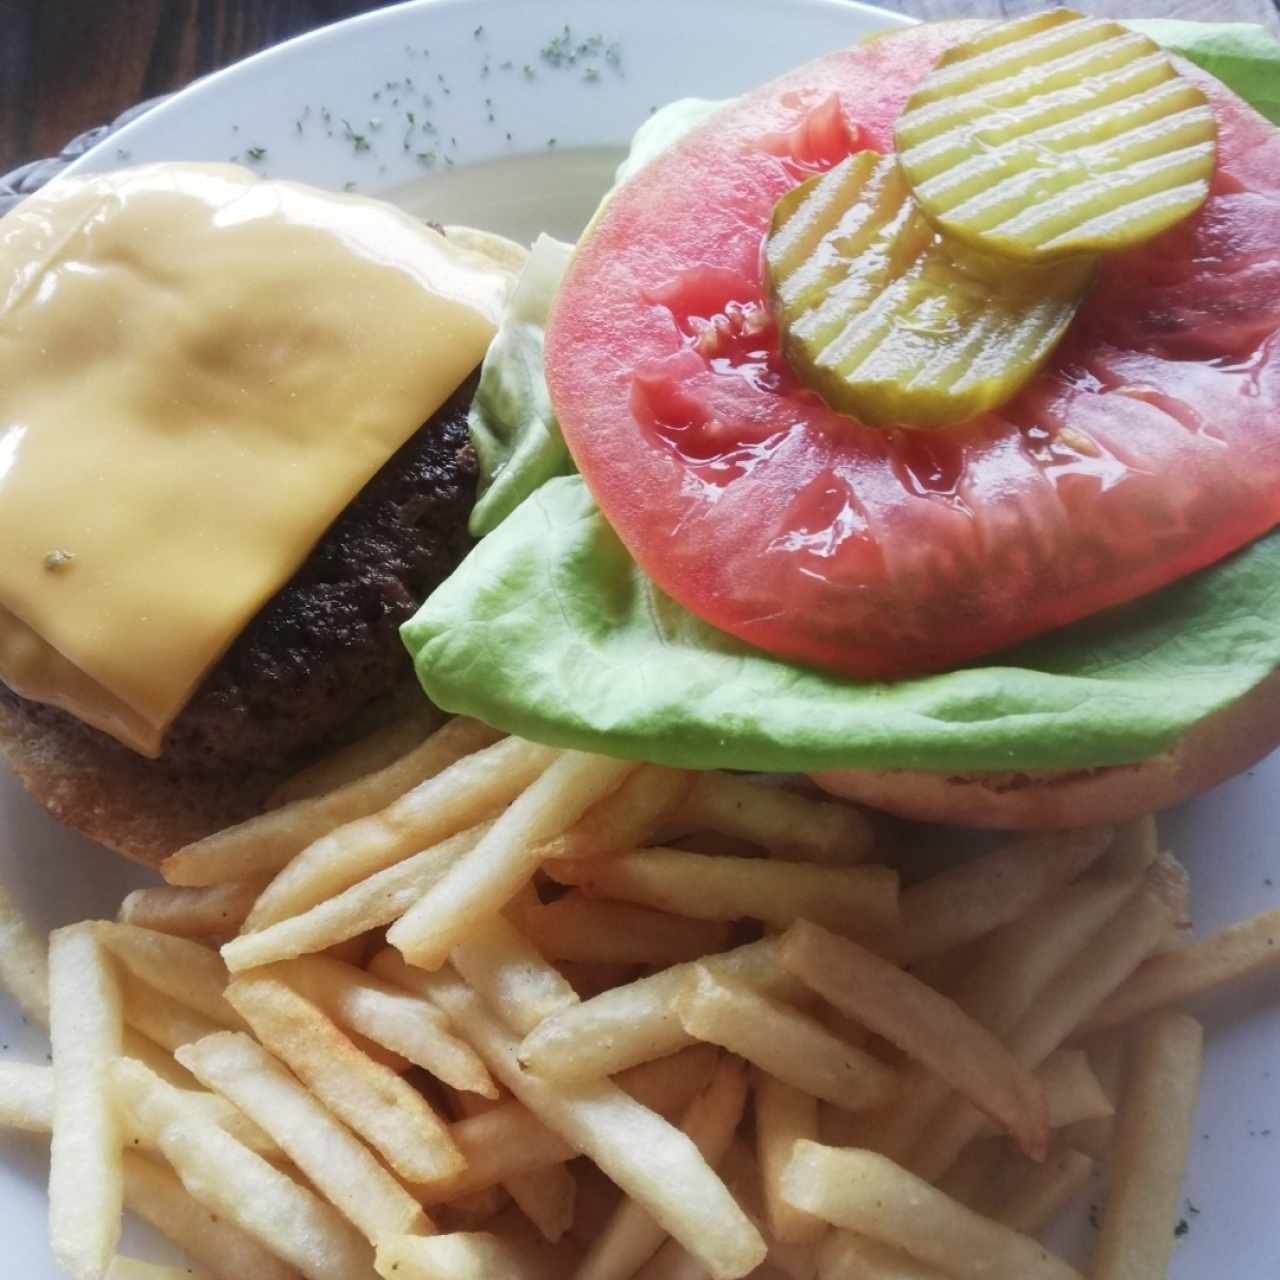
[5,0,1279,1274]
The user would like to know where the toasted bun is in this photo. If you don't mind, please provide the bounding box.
[0,696,282,870]
[0,684,425,869]
[811,667,1280,829]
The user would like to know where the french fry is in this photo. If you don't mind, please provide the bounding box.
[221,822,490,972]
[95,924,243,1032]
[971,1050,1112,1141]
[120,1029,202,1091]
[267,953,495,1096]
[0,1060,50,1133]
[120,972,226,1053]
[615,1042,723,1119]
[1059,1034,1127,1158]
[516,938,803,1081]
[447,1087,576,1242]
[414,964,766,1280]
[674,968,898,1114]
[378,962,721,1198]
[225,971,463,1182]
[934,1140,1007,1214]
[1084,906,1280,1034]
[635,1237,718,1280]
[781,1144,1083,1280]
[909,856,1183,1182]
[995,1147,1094,1236]
[449,913,579,1035]
[268,701,445,806]
[546,850,898,940]
[424,1100,575,1200]
[779,922,1047,1159]
[534,764,695,861]
[575,1057,750,1280]
[0,880,49,1026]
[754,1070,827,1247]
[376,953,720,1199]
[178,1030,431,1243]
[873,864,1151,1167]
[518,894,732,967]
[716,1138,824,1280]
[121,1153,297,1280]
[374,1230,564,1280]
[388,753,639,968]
[889,827,1112,963]
[1093,1013,1204,1280]
[1100,816,1158,879]
[124,1062,280,1158]
[112,1058,373,1280]
[0,1058,281,1158]
[1039,1049,1114,1129]
[163,716,502,888]
[245,735,559,929]
[669,832,766,859]
[440,1187,508,1232]
[816,1232,950,1279]
[1008,856,1187,1074]
[49,923,124,1280]
[674,773,875,865]
[119,879,267,940]
[106,1259,212,1280]
[556,961,643,1001]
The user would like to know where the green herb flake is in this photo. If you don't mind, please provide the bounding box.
[341,120,371,153]
[246,145,267,162]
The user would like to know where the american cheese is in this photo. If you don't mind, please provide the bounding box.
[0,163,514,756]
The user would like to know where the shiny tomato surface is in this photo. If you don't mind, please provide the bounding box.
[545,23,1280,678]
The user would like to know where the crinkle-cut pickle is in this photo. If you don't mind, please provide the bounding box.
[764,150,1094,429]
[894,9,1218,262]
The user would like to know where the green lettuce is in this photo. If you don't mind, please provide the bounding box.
[403,20,1280,772]
[1126,20,1280,124]
[467,234,576,537]
[405,477,1280,773]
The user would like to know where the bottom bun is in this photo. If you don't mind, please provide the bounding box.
[0,686,416,870]
[0,696,282,871]
[811,666,1280,829]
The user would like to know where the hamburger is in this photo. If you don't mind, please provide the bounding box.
[398,16,1280,831]
[0,162,520,865]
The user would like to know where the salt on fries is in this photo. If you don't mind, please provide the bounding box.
[0,719,1276,1277]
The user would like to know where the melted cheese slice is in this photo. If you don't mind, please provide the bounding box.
[0,162,515,756]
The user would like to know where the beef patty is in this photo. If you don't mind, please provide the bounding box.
[1,370,479,779]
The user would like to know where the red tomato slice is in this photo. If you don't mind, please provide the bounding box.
[545,23,1280,679]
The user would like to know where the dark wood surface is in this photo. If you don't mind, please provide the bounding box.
[3,0,1278,172]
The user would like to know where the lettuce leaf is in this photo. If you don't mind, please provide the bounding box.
[1126,20,1280,124]
[467,234,576,537]
[404,19,1280,772]
[405,477,1280,772]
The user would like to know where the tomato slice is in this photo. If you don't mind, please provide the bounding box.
[544,22,1280,679]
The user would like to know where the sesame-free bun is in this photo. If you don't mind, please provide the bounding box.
[810,667,1280,828]
[0,694,278,869]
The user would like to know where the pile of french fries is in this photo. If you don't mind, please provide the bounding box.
[2,713,1279,1279]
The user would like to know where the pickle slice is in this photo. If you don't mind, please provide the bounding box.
[894,10,1217,261]
[764,151,1094,428]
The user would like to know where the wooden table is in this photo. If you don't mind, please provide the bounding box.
[3,0,1278,172]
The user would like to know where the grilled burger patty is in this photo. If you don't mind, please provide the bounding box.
[1,370,480,779]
